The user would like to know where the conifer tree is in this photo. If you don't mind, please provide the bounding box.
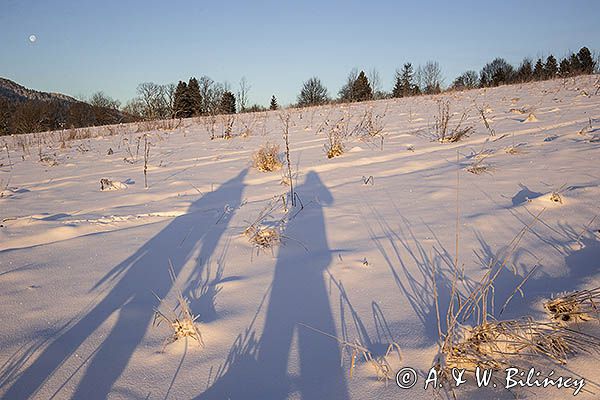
[544,55,558,79]
[533,59,545,80]
[187,77,202,116]
[297,77,329,106]
[559,58,572,77]
[269,95,278,110]
[351,71,373,102]
[392,72,402,98]
[220,91,236,114]
[516,58,533,82]
[569,53,582,74]
[577,47,595,74]
[173,81,192,118]
[393,63,417,97]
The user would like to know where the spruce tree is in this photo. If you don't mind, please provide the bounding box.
[351,71,373,102]
[577,47,595,74]
[569,53,582,74]
[533,59,545,80]
[297,77,329,106]
[173,81,192,118]
[516,58,533,82]
[403,63,418,95]
[393,63,417,98]
[187,77,202,116]
[392,71,402,98]
[220,91,236,114]
[269,95,278,110]
[559,58,571,77]
[544,55,558,79]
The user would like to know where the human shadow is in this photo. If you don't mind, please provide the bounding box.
[2,169,248,400]
[197,171,349,400]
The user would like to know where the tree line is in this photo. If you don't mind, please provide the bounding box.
[295,46,597,107]
[1,46,597,136]
[126,76,280,120]
[455,46,596,90]
[0,76,280,136]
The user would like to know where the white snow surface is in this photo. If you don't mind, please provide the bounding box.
[1,76,600,399]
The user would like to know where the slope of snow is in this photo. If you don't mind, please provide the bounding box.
[1,76,600,399]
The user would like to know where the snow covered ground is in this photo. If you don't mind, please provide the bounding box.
[1,75,599,399]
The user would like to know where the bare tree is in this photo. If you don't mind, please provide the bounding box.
[452,71,479,90]
[198,76,226,115]
[89,91,121,110]
[122,98,145,119]
[368,68,383,99]
[421,61,443,94]
[338,68,359,102]
[136,82,169,120]
[237,77,251,112]
[163,83,176,118]
[414,65,424,93]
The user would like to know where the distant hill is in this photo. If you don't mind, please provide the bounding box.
[0,77,78,104]
[0,77,138,136]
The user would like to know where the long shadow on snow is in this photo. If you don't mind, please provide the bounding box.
[474,222,600,321]
[362,202,478,347]
[326,270,402,368]
[197,171,349,400]
[2,168,248,400]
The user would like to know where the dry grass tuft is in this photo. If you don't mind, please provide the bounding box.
[444,318,600,371]
[505,145,524,155]
[299,323,401,385]
[434,100,474,143]
[510,107,531,115]
[431,209,600,397]
[325,117,346,158]
[466,142,493,174]
[243,195,288,255]
[244,225,280,249]
[326,142,344,159]
[153,263,204,351]
[550,191,563,204]
[252,142,282,172]
[466,162,492,175]
[544,288,600,325]
[0,178,11,199]
[524,113,539,123]
[99,178,127,191]
[345,339,400,383]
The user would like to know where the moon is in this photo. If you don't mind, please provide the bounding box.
[29,34,37,43]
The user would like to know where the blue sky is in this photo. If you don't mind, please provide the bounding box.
[1,0,599,107]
